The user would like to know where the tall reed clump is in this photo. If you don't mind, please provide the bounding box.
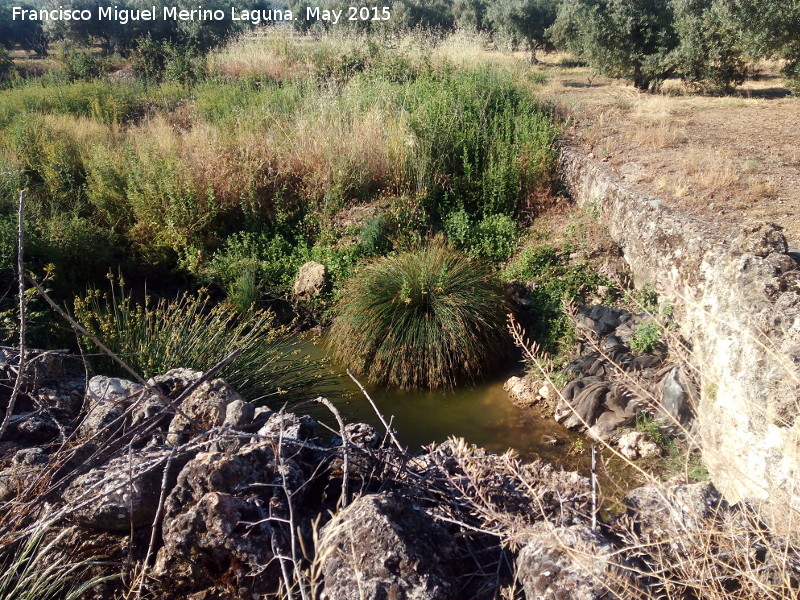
[73,281,323,403]
[328,246,511,389]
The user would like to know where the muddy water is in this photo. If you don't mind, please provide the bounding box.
[291,336,591,471]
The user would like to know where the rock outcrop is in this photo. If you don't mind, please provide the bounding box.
[318,492,459,600]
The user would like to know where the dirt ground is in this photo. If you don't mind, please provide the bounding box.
[532,56,800,247]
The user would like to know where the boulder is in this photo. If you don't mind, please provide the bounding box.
[617,431,662,460]
[318,492,459,600]
[0,447,49,502]
[86,376,144,409]
[8,409,62,444]
[293,261,329,300]
[504,375,550,408]
[167,378,243,445]
[79,375,145,442]
[624,481,726,542]
[517,523,642,600]
[257,411,317,443]
[153,441,306,597]
[0,348,65,393]
[62,447,186,531]
[147,368,203,398]
[332,422,382,450]
[223,399,255,429]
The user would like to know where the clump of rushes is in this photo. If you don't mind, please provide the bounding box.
[73,280,323,404]
[329,246,511,389]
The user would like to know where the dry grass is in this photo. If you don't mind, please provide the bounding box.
[535,53,799,240]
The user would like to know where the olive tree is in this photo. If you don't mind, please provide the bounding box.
[725,0,800,92]
[670,0,749,92]
[0,0,48,54]
[453,0,489,30]
[485,0,558,62]
[551,0,750,92]
[551,0,678,90]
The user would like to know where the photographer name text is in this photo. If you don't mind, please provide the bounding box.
[11,5,392,26]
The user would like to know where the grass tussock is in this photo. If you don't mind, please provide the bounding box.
[72,281,324,404]
[329,246,511,389]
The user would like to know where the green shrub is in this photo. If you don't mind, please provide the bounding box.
[504,244,608,353]
[359,214,392,256]
[0,46,12,84]
[0,81,143,127]
[444,210,519,263]
[407,68,557,219]
[329,246,511,389]
[57,45,108,81]
[73,283,323,404]
[629,320,663,353]
[202,231,306,295]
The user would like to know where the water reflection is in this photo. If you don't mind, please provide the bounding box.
[287,336,589,471]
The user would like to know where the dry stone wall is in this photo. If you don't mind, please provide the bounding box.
[559,148,800,513]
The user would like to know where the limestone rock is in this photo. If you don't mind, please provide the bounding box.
[62,447,186,531]
[153,442,305,597]
[517,523,642,600]
[318,492,459,600]
[332,422,382,449]
[167,378,243,444]
[617,431,662,460]
[293,261,329,300]
[733,222,788,257]
[78,402,128,443]
[257,411,317,443]
[625,481,726,541]
[504,375,540,407]
[223,399,255,429]
[0,447,49,502]
[147,368,203,398]
[86,376,144,409]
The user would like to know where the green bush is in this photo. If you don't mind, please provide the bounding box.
[74,283,323,403]
[407,68,557,219]
[0,81,143,127]
[57,45,108,81]
[328,246,511,389]
[202,231,306,296]
[444,210,519,263]
[629,320,663,353]
[504,244,608,353]
[0,46,12,84]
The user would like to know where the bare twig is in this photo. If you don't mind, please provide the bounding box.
[0,190,26,441]
[346,369,404,452]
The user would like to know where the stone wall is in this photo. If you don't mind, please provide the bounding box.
[559,148,800,513]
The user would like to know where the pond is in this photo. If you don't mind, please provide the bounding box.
[289,335,592,472]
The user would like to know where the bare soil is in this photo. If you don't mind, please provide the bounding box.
[532,56,800,246]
